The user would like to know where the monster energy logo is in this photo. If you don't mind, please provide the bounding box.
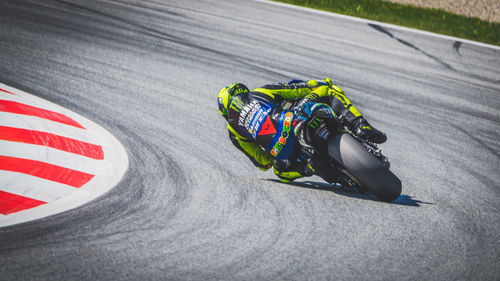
[309,118,321,129]
[229,97,244,112]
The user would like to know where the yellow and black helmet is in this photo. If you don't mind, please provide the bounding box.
[217,83,249,117]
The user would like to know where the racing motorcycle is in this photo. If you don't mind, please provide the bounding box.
[273,100,401,202]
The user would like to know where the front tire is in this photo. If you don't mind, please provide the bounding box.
[327,133,401,202]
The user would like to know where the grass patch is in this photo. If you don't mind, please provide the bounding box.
[272,0,500,46]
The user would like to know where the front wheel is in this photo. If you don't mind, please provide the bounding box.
[327,133,401,202]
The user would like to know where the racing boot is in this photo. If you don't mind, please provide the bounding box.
[351,117,387,144]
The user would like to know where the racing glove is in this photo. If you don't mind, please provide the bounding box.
[287,77,332,87]
[351,117,387,144]
[306,77,333,88]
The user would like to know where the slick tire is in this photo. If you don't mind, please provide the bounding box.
[327,133,401,202]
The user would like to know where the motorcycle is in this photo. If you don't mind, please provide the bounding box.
[272,100,401,202]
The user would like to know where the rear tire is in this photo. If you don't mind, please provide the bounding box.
[327,133,401,202]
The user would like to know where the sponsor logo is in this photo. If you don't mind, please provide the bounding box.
[270,112,293,157]
[229,96,243,113]
[238,101,260,128]
[258,116,276,136]
[249,107,271,138]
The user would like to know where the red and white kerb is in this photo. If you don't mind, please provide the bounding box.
[0,84,128,227]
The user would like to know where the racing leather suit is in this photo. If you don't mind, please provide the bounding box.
[226,79,367,182]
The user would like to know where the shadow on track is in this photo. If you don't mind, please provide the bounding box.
[264,179,432,207]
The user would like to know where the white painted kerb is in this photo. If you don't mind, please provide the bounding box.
[0,83,129,227]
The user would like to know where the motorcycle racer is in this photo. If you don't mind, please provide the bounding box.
[217,78,387,183]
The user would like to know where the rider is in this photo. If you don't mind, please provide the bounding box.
[217,78,387,183]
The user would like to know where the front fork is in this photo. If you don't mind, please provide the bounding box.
[295,118,344,183]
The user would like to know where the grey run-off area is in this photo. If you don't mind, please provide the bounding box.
[0,0,499,280]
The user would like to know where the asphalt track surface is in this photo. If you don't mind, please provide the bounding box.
[0,0,499,280]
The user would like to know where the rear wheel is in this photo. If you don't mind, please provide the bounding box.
[327,133,401,202]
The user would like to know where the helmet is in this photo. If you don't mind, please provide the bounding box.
[217,83,249,117]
